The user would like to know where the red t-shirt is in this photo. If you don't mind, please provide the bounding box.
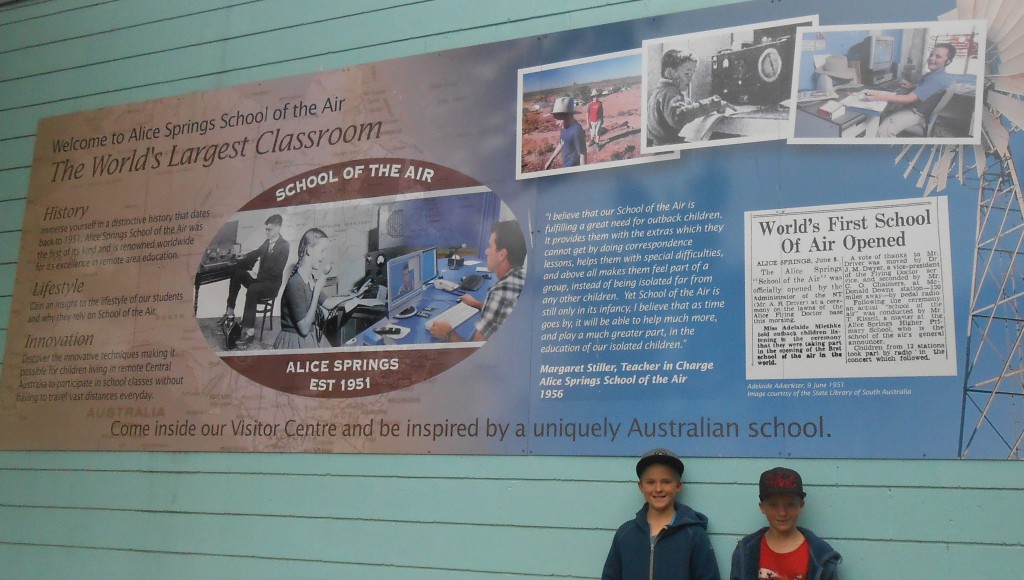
[758,534,809,580]
[588,100,603,122]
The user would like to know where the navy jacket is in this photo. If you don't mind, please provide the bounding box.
[242,237,290,285]
[602,502,721,580]
[729,526,840,580]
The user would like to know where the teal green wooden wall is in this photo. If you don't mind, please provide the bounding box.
[1,1,1021,577]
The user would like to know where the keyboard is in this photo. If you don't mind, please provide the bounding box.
[425,302,478,331]
[873,79,901,92]
[873,79,912,94]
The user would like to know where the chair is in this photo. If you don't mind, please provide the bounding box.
[925,83,962,137]
[255,295,275,339]
[901,83,960,137]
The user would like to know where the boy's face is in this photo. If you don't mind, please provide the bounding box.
[637,463,682,511]
[759,492,804,534]
[265,222,281,241]
[670,61,697,90]
[927,46,952,71]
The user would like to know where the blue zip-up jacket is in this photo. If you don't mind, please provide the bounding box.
[602,502,721,580]
[729,526,840,580]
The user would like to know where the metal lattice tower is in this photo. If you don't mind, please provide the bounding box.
[959,149,1024,458]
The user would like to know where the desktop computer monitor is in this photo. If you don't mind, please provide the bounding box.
[386,251,425,318]
[869,35,895,72]
[852,34,897,86]
[420,247,438,282]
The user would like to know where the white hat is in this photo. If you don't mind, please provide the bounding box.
[815,55,856,81]
[552,96,574,115]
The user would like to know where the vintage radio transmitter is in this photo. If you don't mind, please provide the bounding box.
[198,220,240,272]
[711,38,794,106]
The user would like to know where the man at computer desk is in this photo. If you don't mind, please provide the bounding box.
[429,220,526,342]
[865,43,956,138]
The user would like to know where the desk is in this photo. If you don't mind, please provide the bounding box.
[194,260,237,313]
[679,104,788,141]
[346,259,495,346]
[323,301,386,347]
[794,99,870,138]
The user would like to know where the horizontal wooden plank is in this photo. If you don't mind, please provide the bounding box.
[0,543,538,580]
[0,264,14,296]
[0,1,426,79]
[0,506,611,577]
[0,297,10,329]
[836,538,1024,578]
[0,166,30,202]
[2,452,1022,489]
[0,0,107,27]
[0,135,32,173]
[0,231,26,264]
[0,0,259,52]
[0,199,27,232]
[11,471,632,532]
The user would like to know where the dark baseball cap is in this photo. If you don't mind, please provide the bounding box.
[759,466,806,500]
[636,448,684,479]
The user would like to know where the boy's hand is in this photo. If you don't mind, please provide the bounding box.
[459,295,483,309]
[706,95,727,114]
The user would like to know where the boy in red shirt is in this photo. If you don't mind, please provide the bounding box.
[587,90,604,148]
[729,467,841,580]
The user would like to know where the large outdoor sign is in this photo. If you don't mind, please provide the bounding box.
[2,0,1020,459]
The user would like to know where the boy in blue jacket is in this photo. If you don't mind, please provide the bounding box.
[602,448,721,580]
[730,467,841,580]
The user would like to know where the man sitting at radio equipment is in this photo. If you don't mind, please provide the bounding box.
[220,214,290,348]
[866,42,957,138]
[429,220,526,342]
[647,49,727,146]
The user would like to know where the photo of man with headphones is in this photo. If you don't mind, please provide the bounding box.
[866,42,958,137]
